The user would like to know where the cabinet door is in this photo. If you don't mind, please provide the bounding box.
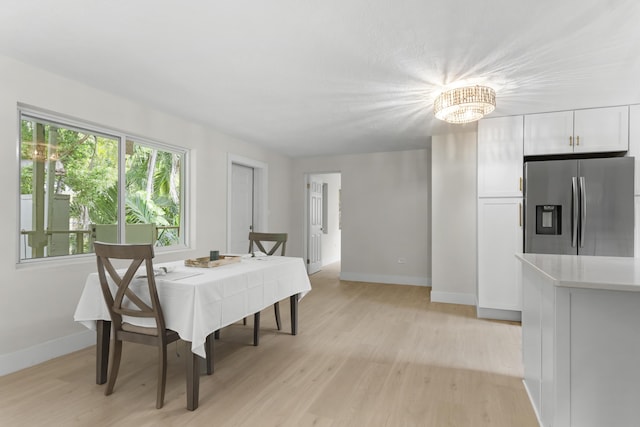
[477,116,524,197]
[524,111,574,156]
[574,106,629,153]
[627,104,640,195]
[521,265,542,417]
[478,197,523,310]
[635,196,640,258]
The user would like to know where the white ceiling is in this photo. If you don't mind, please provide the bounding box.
[1,0,639,157]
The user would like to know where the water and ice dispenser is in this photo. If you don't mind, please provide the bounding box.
[535,205,561,235]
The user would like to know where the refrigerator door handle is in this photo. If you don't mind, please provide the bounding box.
[572,177,578,248]
[579,176,586,248]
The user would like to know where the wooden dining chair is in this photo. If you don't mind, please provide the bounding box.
[94,241,210,409]
[248,232,288,331]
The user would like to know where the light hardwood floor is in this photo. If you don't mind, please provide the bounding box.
[0,263,538,426]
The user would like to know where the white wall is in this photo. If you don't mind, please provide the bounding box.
[310,173,341,266]
[431,132,477,305]
[0,55,294,375]
[292,150,431,286]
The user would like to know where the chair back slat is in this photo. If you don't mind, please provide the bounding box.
[94,241,167,332]
[248,232,288,256]
[102,256,155,315]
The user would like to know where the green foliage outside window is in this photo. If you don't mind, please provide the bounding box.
[19,115,184,259]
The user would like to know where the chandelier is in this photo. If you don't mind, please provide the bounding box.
[27,141,58,162]
[433,85,496,124]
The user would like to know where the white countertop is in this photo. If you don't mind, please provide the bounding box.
[516,253,640,292]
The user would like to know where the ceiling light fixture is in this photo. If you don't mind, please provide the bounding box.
[433,85,496,124]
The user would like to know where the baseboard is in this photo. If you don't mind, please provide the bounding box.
[523,379,544,427]
[477,307,522,322]
[0,330,95,376]
[430,291,477,306]
[339,272,430,287]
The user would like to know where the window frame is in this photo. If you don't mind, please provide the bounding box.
[16,106,190,264]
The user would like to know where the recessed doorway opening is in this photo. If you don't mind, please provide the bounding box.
[305,172,341,275]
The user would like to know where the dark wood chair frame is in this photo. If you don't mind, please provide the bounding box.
[248,232,288,337]
[94,241,212,410]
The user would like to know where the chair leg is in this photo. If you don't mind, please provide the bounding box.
[205,333,214,375]
[157,345,168,409]
[253,312,260,346]
[105,339,122,396]
[274,302,281,331]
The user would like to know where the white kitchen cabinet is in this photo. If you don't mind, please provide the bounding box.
[574,106,629,153]
[519,254,640,427]
[477,115,524,197]
[524,106,629,156]
[628,104,640,195]
[477,197,523,317]
[521,261,542,419]
[635,196,640,258]
[523,110,573,156]
[477,115,524,319]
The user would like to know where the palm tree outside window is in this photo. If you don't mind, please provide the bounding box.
[18,109,187,261]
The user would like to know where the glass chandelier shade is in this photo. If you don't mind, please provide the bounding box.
[433,85,496,124]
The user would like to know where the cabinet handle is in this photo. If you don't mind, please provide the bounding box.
[519,203,522,228]
[569,136,573,146]
[519,177,523,192]
[576,135,580,146]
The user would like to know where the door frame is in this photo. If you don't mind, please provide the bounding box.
[303,171,341,273]
[227,154,268,252]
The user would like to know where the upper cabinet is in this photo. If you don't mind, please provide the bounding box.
[477,115,524,198]
[574,106,629,153]
[523,110,573,156]
[524,106,629,156]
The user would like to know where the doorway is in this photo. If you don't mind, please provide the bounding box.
[227,154,267,254]
[305,173,341,274]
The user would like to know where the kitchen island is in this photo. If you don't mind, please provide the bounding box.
[516,253,640,427]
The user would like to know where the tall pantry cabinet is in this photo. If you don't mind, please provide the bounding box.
[477,116,524,320]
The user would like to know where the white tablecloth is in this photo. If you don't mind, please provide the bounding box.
[74,256,312,358]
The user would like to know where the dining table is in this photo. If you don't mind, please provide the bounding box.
[73,255,312,410]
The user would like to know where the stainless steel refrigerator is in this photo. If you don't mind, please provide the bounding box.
[524,157,634,256]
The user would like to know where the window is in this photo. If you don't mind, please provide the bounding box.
[18,109,187,261]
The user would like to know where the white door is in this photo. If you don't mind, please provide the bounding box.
[307,177,323,274]
[229,164,254,253]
